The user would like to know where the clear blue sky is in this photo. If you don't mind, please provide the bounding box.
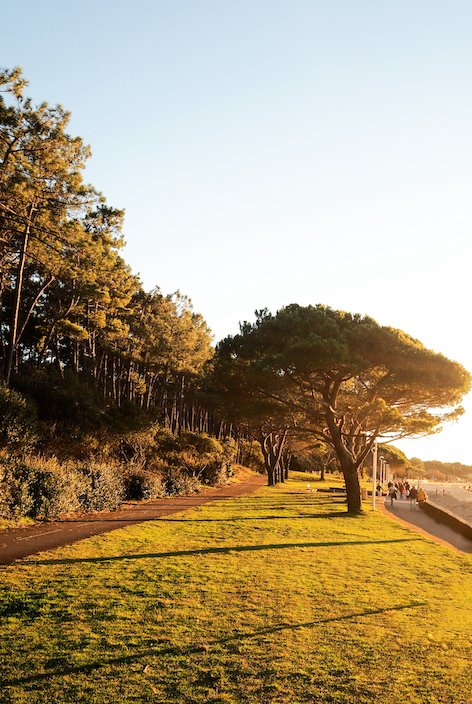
[3,0,472,463]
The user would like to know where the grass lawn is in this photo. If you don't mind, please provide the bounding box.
[0,517,34,531]
[0,473,471,704]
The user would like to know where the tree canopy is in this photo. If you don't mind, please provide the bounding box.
[0,67,213,431]
[213,304,471,512]
[2,66,471,504]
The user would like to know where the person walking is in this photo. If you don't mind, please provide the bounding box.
[409,486,418,509]
[388,483,397,507]
[417,486,427,509]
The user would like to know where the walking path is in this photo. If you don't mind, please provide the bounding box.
[380,496,472,554]
[3,476,471,564]
[0,474,266,565]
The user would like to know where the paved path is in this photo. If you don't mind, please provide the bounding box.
[380,496,472,554]
[0,475,266,565]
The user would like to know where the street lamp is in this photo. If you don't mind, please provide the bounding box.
[371,442,378,510]
[379,456,385,488]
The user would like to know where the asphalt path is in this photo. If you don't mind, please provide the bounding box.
[381,495,472,554]
[0,475,266,565]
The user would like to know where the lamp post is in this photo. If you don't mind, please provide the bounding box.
[372,442,378,510]
[379,456,385,489]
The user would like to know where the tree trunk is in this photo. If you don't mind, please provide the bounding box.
[145,373,158,410]
[284,452,291,480]
[324,396,363,513]
[5,201,35,384]
[342,464,362,514]
[16,274,56,347]
[260,432,286,487]
[260,434,272,485]
[272,430,287,484]
[112,354,118,405]
[53,334,64,379]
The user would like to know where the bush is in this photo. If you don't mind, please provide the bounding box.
[154,430,229,485]
[0,423,241,522]
[153,427,183,454]
[162,467,201,496]
[45,465,88,516]
[0,457,127,519]
[117,428,158,468]
[237,439,265,472]
[123,469,165,500]
[76,462,125,511]
[0,383,38,451]
[0,458,56,518]
[0,460,34,518]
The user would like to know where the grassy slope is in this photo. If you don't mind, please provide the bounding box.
[0,473,471,704]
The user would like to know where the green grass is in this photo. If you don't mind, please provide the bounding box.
[0,516,35,531]
[0,474,471,704]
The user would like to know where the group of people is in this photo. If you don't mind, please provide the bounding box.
[376,480,427,509]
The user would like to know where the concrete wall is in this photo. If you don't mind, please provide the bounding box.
[423,501,472,541]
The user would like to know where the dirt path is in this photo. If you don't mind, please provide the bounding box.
[0,474,266,565]
[380,496,472,554]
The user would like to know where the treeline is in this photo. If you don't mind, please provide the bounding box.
[2,66,470,516]
[423,460,472,482]
[0,67,215,432]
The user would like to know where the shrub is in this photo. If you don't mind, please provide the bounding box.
[117,428,158,468]
[153,427,183,454]
[162,467,200,496]
[0,457,127,519]
[0,423,241,522]
[0,383,38,451]
[45,467,87,517]
[0,460,34,518]
[76,462,125,511]
[123,469,165,500]
[155,430,229,485]
[221,437,238,465]
[0,459,56,518]
[237,439,265,472]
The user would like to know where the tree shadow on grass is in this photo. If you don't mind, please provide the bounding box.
[0,601,426,687]
[59,500,346,522]
[30,537,421,566]
[210,498,347,510]
[58,506,346,524]
[155,512,356,523]
[281,491,348,500]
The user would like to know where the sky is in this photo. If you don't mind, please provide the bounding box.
[3,0,472,463]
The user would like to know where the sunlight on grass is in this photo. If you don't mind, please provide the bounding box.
[0,517,34,531]
[0,476,471,703]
